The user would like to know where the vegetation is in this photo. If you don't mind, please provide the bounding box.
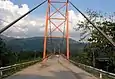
[0,37,42,67]
[0,36,85,67]
[3,36,85,53]
[71,9,115,73]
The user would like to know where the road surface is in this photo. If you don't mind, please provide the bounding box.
[5,55,98,79]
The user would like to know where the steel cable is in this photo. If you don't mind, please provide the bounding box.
[0,0,47,34]
[69,1,115,46]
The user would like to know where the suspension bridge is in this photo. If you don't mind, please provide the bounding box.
[0,0,115,79]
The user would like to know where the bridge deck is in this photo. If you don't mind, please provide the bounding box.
[5,56,98,79]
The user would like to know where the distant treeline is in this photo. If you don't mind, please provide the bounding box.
[0,38,42,67]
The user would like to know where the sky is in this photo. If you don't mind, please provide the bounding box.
[11,0,115,15]
[0,0,114,41]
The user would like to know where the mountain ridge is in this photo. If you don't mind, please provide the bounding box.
[1,35,86,53]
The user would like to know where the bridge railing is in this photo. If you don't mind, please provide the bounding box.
[0,60,40,78]
[70,60,115,79]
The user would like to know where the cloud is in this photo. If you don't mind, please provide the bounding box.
[69,10,84,31]
[0,0,84,40]
[0,0,46,38]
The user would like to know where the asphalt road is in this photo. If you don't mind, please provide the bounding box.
[5,55,98,79]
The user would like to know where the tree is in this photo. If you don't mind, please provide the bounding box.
[0,37,8,66]
[74,9,115,72]
[0,37,16,66]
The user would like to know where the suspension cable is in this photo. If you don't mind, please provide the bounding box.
[69,1,115,47]
[48,1,54,54]
[0,0,47,34]
[59,13,66,54]
[56,6,67,55]
[0,19,27,37]
[49,6,54,53]
[60,20,66,54]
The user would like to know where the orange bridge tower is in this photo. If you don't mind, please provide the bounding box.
[43,0,70,60]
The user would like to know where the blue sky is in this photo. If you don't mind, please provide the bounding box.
[0,0,114,39]
[11,0,115,16]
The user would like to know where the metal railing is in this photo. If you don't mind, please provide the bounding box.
[0,60,40,78]
[70,60,115,79]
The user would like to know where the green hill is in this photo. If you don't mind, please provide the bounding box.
[1,35,86,53]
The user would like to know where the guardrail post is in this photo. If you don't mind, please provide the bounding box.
[100,69,102,79]
[0,70,3,78]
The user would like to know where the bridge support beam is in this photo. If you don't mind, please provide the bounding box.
[66,0,70,59]
[43,0,50,59]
